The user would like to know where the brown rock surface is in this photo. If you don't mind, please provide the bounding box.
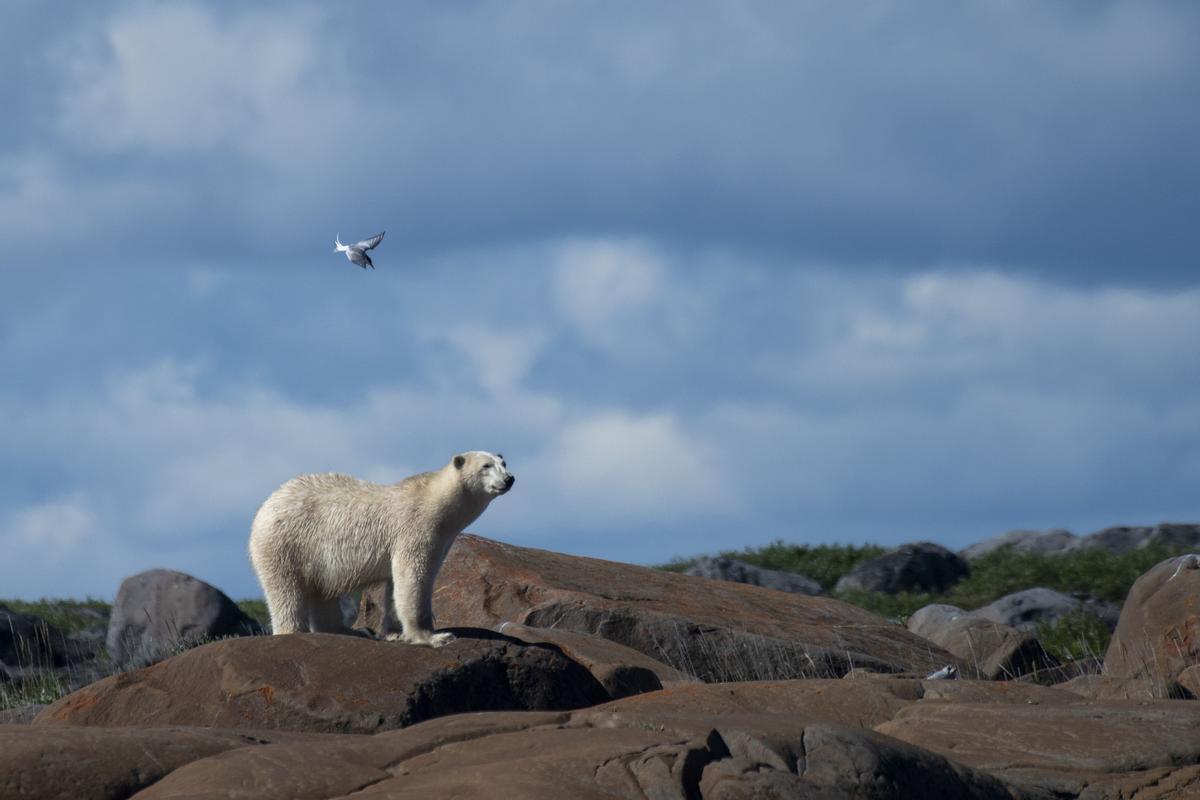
[1056,674,1167,701]
[876,699,1200,797]
[494,621,696,698]
[1104,554,1200,689]
[35,630,607,733]
[133,707,1010,800]
[591,677,1081,728]
[0,723,337,800]
[386,534,965,681]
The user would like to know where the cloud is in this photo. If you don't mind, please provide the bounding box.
[58,4,339,158]
[542,410,736,523]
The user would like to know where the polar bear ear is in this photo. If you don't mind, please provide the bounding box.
[453,455,466,470]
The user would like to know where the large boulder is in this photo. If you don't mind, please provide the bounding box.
[960,528,1079,561]
[684,555,824,596]
[1104,554,1200,692]
[973,587,1119,632]
[381,535,965,682]
[834,542,969,595]
[36,630,608,734]
[106,569,263,666]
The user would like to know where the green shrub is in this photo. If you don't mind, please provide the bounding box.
[236,599,271,629]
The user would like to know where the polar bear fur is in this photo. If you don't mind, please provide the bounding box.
[248,451,514,647]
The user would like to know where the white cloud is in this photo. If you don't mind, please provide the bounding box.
[59,4,341,158]
[426,325,550,395]
[5,494,97,559]
[542,410,735,522]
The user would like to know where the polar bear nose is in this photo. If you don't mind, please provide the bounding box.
[504,474,515,489]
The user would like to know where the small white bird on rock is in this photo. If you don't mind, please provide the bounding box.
[335,231,385,269]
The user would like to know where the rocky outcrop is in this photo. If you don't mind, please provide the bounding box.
[960,528,1080,561]
[36,630,608,733]
[1103,554,1200,694]
[833,542,969,595]
[684,555,824,595]
[1078,523,1200,555]
[17,677,1187,800]
[389,534,965,682]
[106,569,262,667]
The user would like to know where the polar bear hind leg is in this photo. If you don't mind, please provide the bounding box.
[263,583,308,635]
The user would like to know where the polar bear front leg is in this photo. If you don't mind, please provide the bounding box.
[384,558,455,647]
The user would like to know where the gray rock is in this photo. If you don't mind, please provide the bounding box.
[1078,522,1200,555]
[834,542,969,595]
[960,528,1079,561]
[684,555,824,595]
[975,587,1119,633]
[106,569,263,667]
[0,605,68,671]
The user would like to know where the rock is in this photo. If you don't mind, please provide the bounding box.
[1178,665,1200,699]
[684,555,824,596]
[1104,555,1200,691]
[833,542,969,595]
[590,676,1080,727]
[876,700,1200,798]
[1055,675,1166,701]
[106,569,263,667]
[1078,522,1200,555]
[959,528,1079,561]
[906,613,1057,681]
[0,723,338,800]
[0,606,68,671]
[136,705,1011,800]
[402,535,965,682]
[906,604,970,639]
[974,587,1119,632]
[36,629,608,733]
[495,621,696,698]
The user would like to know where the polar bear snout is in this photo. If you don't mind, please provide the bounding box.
[500,474,516,493]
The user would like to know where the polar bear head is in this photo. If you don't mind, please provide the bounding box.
[453,451,515,496]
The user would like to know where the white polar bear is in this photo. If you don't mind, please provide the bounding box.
[248,451,514,647]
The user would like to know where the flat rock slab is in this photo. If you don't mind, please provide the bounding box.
[876,699,1200,798]
[0,724,338,800]
[592,677,1082,728]
[422,535,964,682]
[35,630,608,734]
[133,707,1010,800]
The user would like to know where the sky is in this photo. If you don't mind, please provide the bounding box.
[1,2,1198,600]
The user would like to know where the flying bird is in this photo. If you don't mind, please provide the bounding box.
[334,231,386,269]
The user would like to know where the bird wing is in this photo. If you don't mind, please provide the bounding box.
[356,232,385,251]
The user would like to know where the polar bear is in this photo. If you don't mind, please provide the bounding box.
[248,451,514,647]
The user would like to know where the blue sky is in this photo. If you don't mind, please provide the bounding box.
[2,2,1198,599]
